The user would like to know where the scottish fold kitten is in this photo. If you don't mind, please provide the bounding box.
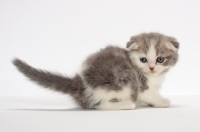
[13,33,179,110]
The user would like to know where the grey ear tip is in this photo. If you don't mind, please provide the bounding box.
[126,42,132,48]
[171,41,179,49]
[126,44,129,48]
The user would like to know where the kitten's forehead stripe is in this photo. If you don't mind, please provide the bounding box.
[147,44,157,63]
[150,39,156,46]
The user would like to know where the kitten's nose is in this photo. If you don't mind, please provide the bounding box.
[149,67,154,71]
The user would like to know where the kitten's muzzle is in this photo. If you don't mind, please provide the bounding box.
[149,67,155,71]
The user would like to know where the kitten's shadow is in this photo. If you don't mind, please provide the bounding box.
[9,107,97,112]
[9,104,184,112]
[136,104,185,109]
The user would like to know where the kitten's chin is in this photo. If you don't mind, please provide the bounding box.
[146,70,167,77]
[146,71,160,76]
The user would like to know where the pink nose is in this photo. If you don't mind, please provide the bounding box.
[149,67,154,71]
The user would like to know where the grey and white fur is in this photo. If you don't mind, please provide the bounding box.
[13,32,179,110]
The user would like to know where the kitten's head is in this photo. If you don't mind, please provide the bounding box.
[127,33,179,76]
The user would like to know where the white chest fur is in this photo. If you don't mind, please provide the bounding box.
[137,74,170,107]
[137,74,165,102]
[146,75,165,90]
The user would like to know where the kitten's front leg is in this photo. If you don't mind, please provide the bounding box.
[138,89,170,108]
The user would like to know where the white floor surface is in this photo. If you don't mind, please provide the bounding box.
[0,95,200,132]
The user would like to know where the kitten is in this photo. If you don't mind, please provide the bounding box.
[12,32,179,110]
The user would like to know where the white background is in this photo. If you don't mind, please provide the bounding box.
[1,1,200,132]
[1,0,200,97]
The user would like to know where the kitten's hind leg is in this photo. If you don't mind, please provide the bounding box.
[95,100,136,110]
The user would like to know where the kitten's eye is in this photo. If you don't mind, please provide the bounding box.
[157,57,165,63]
[140,57,147,63]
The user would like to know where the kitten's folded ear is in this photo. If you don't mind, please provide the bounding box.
[126,39,139,50]
[170,41,179,49]
[166,41,179,52]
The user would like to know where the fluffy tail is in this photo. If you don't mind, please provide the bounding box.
[12,58,84,95]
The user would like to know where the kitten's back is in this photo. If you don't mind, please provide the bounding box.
[81,46,140,99]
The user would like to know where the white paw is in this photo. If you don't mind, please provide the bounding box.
[154,98,171,108]
[121,103,136,110]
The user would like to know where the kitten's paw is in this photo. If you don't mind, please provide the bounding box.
[154,98,171,108]
[121,103,136,110]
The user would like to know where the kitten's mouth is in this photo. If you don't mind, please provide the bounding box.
[144,70,156,75]
[144,69,157,75]
[149,70,156,74]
